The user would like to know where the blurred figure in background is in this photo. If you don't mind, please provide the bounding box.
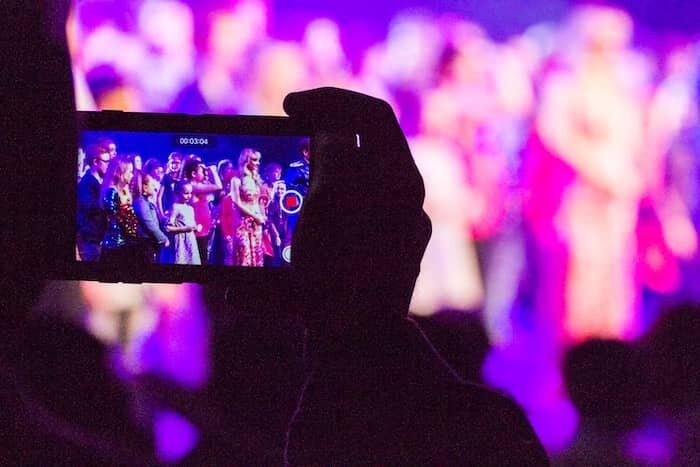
[66,4,96,111]
[406,25,483,316]
[195,0,269,114]
[245,40,310,114]
[302,18,352,89]
[76,1,147,112]
[439,20,536,345]
[137,0,198,112]
[408,81,484,316]
[640,39,699,316]
[665,126,700,300]
[530,4,647,344]
[85,64,143,111]
[374,12,446,136]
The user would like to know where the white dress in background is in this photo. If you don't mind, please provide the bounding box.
[409,136,484,316]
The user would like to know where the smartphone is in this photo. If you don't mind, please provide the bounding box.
[67,110,311,284]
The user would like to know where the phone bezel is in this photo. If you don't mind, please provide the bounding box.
[64,110,311,284]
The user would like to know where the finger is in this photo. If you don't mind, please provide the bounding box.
[283,87,396,131]
[285,87,425,209]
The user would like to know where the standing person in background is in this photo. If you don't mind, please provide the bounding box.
[100,155,140,266]
[231,148,265,267]
[408,50,487,315]
[261,162,283,210]
[143,158,164,182]
[166,180,201,265]
[260,162,282,262]
[157,152,184,263]
[210,159,236,265]
[262,162,283,192]
[131,154,143,173]
[284,141,310,197]
[283,141,310,237]
[217,159,237,195]
[132,171,169,263]
[98,137,117,159]
[218,187,236,266]
[533,4,646,343]
[182,157,222,265]
[265,179,289,266]
[158,151,184,220]
[639,41,699,315]
[77,147,88,180]
[77,143,110,261]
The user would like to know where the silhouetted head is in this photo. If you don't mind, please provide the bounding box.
[413,309,490,383]
[563,338,643,432]
[642,302,700,413]
[283,88,431,337]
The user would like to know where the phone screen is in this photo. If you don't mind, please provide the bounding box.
[76,129,310,270]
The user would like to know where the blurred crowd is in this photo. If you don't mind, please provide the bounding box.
[416,301,700,464]
[69,0,700,341]
[64,0,700,460]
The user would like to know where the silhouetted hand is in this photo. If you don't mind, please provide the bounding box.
[284,87,431,339]
[281,91,548,467]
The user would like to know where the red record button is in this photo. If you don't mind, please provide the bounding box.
[280,190,303,214]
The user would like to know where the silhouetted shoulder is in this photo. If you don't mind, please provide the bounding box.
[287,322,548,466]
[436,381,550,465]
[0,319,155,465]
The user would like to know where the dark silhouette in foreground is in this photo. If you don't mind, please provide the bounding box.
[640,302,700,464]
[413,309,491,384]
[279,87,548,465]
[1,1,155,464]
[1,1,547,463]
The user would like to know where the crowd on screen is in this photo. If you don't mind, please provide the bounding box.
[77,139,309,267]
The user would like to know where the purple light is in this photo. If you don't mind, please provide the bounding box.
[154,409,199,463]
